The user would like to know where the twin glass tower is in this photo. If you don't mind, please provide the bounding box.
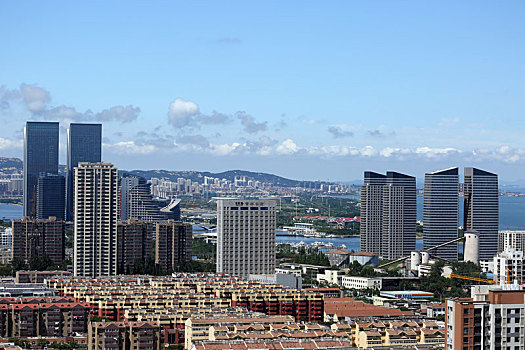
[23,121,101,220]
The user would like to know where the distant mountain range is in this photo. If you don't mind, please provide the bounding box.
[0,157,337,188]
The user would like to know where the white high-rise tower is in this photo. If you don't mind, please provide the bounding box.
[216,198,277,277]
[73,162,119,277]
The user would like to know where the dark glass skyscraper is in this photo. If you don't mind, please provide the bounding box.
[23,122,59,218]
[464,167,499,260]
[423,167,459,260]
[66,123,102,221]
[37,173,65,220]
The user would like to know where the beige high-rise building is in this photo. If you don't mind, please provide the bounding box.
[216,198,277,277]
[73,162,119,277]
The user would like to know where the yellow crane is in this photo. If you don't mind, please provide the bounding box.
[447,268,522,286]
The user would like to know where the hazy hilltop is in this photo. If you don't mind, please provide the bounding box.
[0,157,22,173]
[126,169,333,188]
[0,157,335,188]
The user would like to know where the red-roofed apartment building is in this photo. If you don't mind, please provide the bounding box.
[324,298,414,323]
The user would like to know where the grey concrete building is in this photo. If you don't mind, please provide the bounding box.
[360,172,386,255]
[216,198,277,277]
[360,171,416,259]
[382,172,417,259]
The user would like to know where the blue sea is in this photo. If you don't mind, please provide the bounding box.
[0,204,23,221]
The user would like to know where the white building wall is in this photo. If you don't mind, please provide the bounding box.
[73,162,118,277]
[216,198,277,277]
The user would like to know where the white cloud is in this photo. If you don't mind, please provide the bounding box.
[211,142,241,156]
[0,137,21,150]
[276,139,299,155]
[168,98,200,128]
[20,83,50,113]
[415,147,460,158]
[104,141,157,155]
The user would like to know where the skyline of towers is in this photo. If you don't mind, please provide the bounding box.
[360,171,416,259]
[73,162,119,277]
[66,123,102,221]
[464,167,499,260]
[216,198,277,277]
[423,167,459,260]
[23,121,60,218]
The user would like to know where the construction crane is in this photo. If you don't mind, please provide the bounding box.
[447,268,523,286]
[446,272,498,285]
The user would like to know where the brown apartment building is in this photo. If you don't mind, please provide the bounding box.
[446,289,525,349]
[89,321,160,350]
[0,299,89,338]
[117,219,154,274]
[155,221,192,273]
[12,217,65,265]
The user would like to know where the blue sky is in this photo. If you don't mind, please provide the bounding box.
[1,1,525,181]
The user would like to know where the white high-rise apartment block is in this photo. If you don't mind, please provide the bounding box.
[446,289,525,350]
[216,198,277,277]
[73,162,119,277]
[499,230,525,253]
[493,247,524,285]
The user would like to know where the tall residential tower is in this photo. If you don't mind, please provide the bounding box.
[360,171,416,259]
[23,122,59,218]
[73,162,118,277]
[360,172,386,255]
[382,172,417,259]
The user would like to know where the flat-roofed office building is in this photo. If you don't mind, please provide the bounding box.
[216,198,277,277]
